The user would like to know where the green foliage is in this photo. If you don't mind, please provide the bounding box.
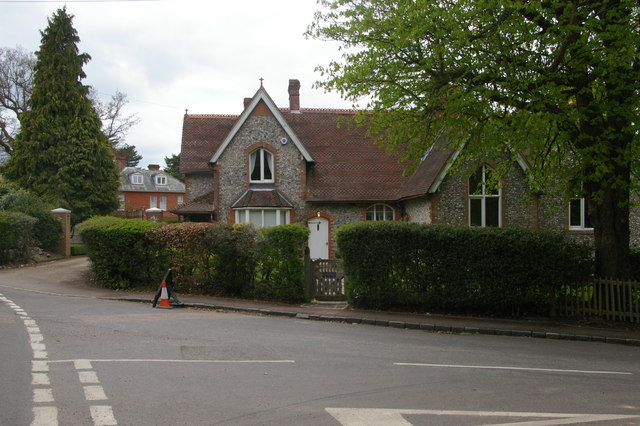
[0,189,62,251]
[336,222,593,316]
[163,153,184,182]
[0,211,36,265]
[253,223,310,302]
[77,216,165,289]
[2,8,119,225]
[116,144,142,167]
[147,222,258,297]
[309,0,639,278]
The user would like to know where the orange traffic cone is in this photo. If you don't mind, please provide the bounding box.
[156,280,172,309]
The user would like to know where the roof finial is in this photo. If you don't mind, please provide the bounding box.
[185,108,189,115]
[259,77,264,87]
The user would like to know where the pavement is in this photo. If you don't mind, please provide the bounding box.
[2,256,640,347]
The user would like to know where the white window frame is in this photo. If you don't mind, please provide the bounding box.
[150,196,157,209]
[155,175,167,185]
[249,148,274,183]
[117,194,125,211]
[159,196,167,211]
[365,204,395,221]
[468,165,501,227]
[234,208,290,229]
[569,198,593,230]
[131,174,143,185]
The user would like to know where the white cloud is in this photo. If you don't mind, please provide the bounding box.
[1,0,354,167]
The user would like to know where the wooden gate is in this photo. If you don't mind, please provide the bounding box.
[305,256,346,301]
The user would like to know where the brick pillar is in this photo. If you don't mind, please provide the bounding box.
[145,208,163,222]
[51,208,71,257]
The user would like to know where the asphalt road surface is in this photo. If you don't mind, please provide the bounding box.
[1,263,640,425]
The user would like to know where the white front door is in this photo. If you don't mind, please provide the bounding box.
[308,217,329,259]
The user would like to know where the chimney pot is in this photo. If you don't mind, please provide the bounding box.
[288,79,300,112]
[148,164,160,171]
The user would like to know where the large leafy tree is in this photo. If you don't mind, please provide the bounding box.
[0,47,138,155]
[2,8,119,224]
[308,0,640,278]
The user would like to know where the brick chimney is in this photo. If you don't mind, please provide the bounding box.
[148,164,160,171]
[288,79,300,113]
[244,97,252,109]
[114,150,127,170]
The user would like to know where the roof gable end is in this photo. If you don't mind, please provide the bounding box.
[209,87,314,164]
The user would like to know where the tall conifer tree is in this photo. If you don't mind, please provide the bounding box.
[3,8,119,224]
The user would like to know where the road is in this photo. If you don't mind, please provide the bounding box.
[1,262,640,425]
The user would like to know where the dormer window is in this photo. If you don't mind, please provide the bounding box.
[131,174,143,185]
[250,148,274,183]
[155,175,167,185]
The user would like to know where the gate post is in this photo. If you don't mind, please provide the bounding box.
[304,248,314,302]
[51,208,71,257]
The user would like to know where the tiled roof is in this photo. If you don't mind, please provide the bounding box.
[231,188,294,208]
[180,105,451,203]
[171,190,215,214]
[119,167,185,193]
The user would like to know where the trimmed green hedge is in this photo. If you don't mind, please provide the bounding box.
[336,222,593,316]
[0,189,62,252]
[77,216,166,289]
[78,218,309,303]
[254,223,309,302]
[0,211,37,265]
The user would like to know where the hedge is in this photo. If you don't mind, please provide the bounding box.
[148,222,257,296]
[336,222,593,316]
[77,216,166,289]
[253,223,309,302]
[0,211,37,265]
[79,218,309,303]
[0,189,63,252]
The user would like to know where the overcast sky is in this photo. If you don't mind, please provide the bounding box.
[1,0,355,168]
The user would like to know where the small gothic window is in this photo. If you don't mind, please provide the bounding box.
[468,165,501,227]
[250,148,274,183]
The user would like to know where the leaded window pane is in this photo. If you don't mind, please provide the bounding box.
[485,197,500,227]
[470,198,482,226]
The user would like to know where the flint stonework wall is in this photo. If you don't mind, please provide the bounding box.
[215,115,307,223]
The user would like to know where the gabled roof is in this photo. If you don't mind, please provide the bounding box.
[209,86,314,164]
[171,190,215,214]
[119,167,185,193]
[231,188,294,209]
[179,84,458,203]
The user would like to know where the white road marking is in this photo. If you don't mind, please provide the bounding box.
[33,388,54,403]
[52,358,296,364]
[0,293,57,426]
[90,406,118,425]
[325,408,640,426]
[84,385,108,401]
[79,371,100,384]
[31,406,58,426]
[32,373,50,386]
[74,359,93,370]
[32,361,49,372]
[394,362,632,376]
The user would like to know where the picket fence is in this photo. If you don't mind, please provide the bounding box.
[557,278,640,323]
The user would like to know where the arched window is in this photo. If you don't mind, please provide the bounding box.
[366,204,394,221]
[468,165,500,227]
[249,148,274,183]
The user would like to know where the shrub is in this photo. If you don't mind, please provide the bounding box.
[0,211,37,265]
[77,216,166,289]
[0,189,63,252]
[254,223,309,302]
[148,222,258,296]
[337,222,593,316]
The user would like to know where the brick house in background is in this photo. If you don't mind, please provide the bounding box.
[118,164,185,219]
[174,79,639,258]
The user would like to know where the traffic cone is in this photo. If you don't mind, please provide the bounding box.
[156,280,172,309]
